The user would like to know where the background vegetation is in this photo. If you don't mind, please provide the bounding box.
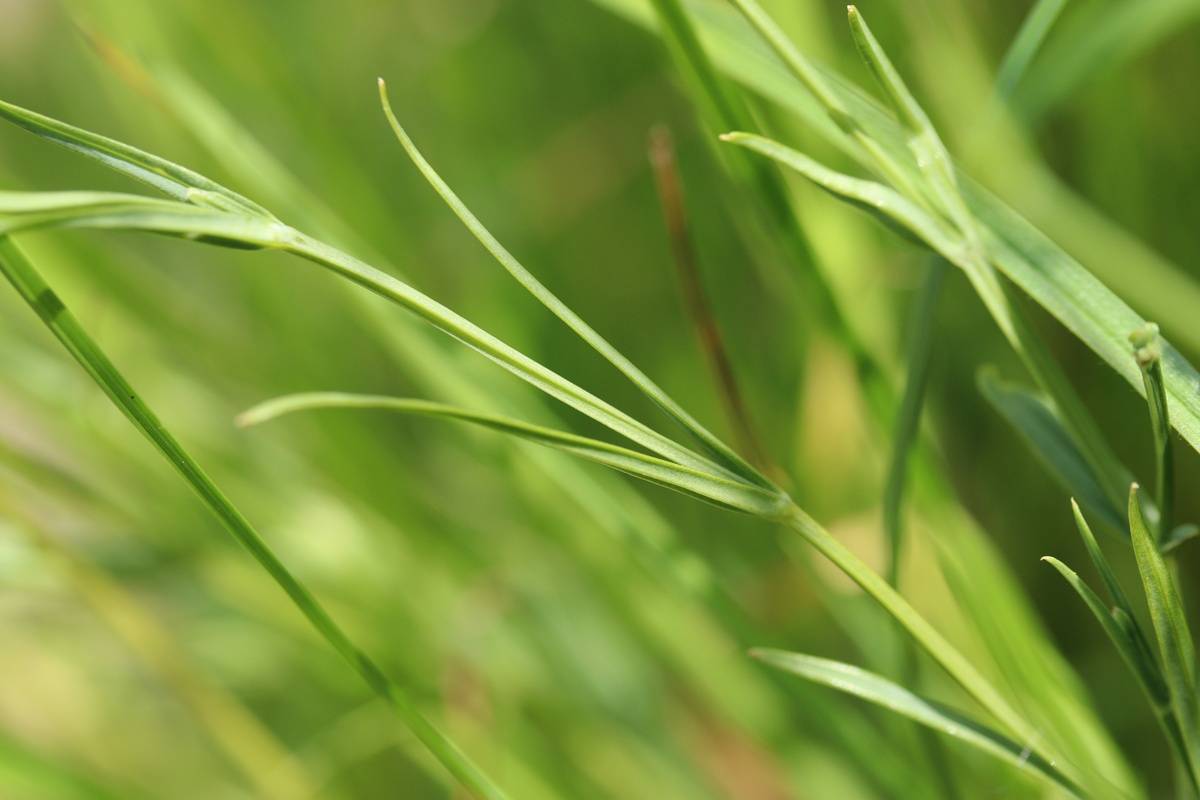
[2,0,1200,797]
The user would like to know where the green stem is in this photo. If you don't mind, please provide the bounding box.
[0,235,511,800]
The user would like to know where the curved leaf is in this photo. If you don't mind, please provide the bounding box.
[752,649,1084,798]
[376,81,773,492]
[239,393,787,517]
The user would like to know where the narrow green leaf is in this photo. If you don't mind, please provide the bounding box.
[780,505,1083,788]
[0,236,513,800]
[977,371,1125,534]
[1042,557,1170,711]
[718,133,962,256]
[1071,500,1134,609]
[376,81,773,491]
[721,0,924,201]
[239,393,788,517]
[0,190,288,250]
[752,649,1083,798]
[1042,554,1191,789]
[0,97,275,221]
[1131,324,1174,540]
[846,6,978,248]
[1129,484,1200,787]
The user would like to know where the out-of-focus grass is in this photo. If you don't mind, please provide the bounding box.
[2,0,1200,797]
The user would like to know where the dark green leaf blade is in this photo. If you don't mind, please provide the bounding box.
[978,370,1125,533]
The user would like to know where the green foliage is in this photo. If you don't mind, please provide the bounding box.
[3,0,1200,798]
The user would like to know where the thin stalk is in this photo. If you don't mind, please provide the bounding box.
[0,235,512,800]
[647,126,775,478]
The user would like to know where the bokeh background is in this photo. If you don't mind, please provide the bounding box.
[2,0,1200,797]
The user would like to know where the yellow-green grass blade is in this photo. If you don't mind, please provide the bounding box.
[1129,485,1200,788]
[0,236,513,800]
[752,649,1084,798]
[240,393,788,518]
[724,132,1135,514]
[376,81,773,492]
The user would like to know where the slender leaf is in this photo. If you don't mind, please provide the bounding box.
[1129,484,1200,787]
[718,133,962,255]
[239,393,787,517]
[0,97,274,220]
[376,81,773,491]
[1042,554,1191,791]
[978,371,1125,534]
[779,504,1083,788]
[752,649,1083,798]
[1042,556,1171,716]
[0,236,513,800]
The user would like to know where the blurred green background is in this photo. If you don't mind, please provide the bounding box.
[3,0,1200,797]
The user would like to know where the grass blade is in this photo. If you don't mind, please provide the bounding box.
[978,371,1125,534]
[1129,484,1200,788]
[239,393,788,517]
[1042,556,1171,718]
[0,235,513,800]
[752,649,1084,798]
[376,80,773,491]
[718,133,962,255]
